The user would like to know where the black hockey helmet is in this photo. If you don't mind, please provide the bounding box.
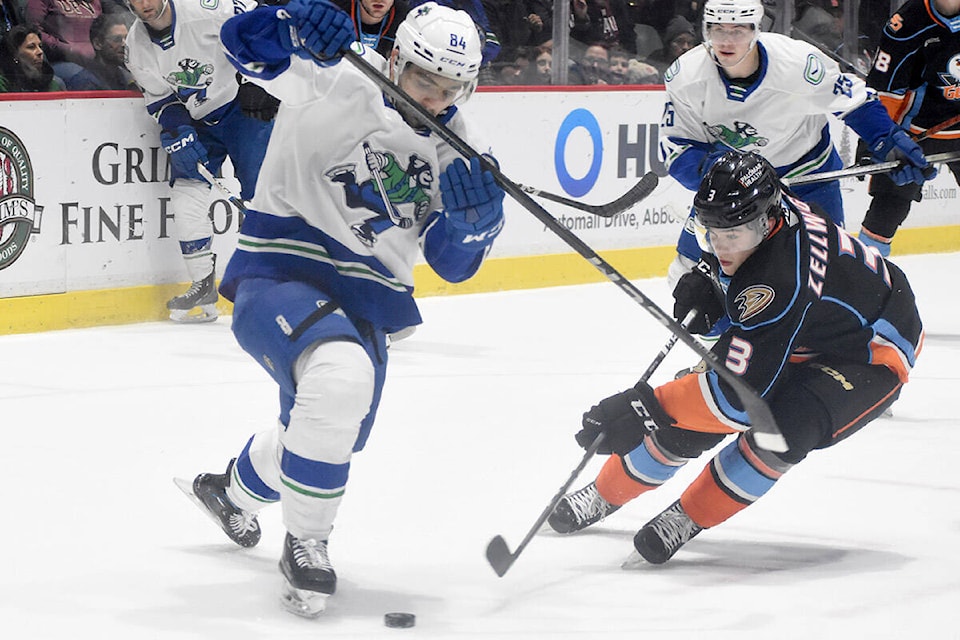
[693,151,781,229]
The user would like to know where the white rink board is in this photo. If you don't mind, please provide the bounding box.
[1,89,957,299]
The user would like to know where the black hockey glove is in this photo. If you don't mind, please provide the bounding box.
[575,381,674,456]
[672,259,724,335]
[237,79,280,121]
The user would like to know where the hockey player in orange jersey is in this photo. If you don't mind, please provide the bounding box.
[548,152,924,565]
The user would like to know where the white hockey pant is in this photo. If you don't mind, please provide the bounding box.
[226,340,375,541]
[172,179,215,282]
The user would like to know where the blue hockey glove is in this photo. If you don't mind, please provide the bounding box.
[576,382,674,456]
[870,129,937,186]
[672,259,725,335]
[278,0,354,61]
[439,157,505,247]
[160,125,207,181]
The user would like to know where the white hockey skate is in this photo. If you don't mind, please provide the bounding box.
[167,269,218,323]
[278,532,336,618]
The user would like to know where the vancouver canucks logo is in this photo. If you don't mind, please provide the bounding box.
[165,58,215,105]
[937,54,960,101]
[734,285,775,322]
[0,127,43,271]
[326,142,433,247]
[706,121,768,150]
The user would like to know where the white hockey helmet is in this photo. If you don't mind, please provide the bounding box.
[702,0,764,58]
[391,2,483,105]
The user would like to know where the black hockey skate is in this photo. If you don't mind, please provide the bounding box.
[173,459,261,548]
[631,499,702,565]
[167,267,218,323]
[547,482,620,534]
[279,532,337,618]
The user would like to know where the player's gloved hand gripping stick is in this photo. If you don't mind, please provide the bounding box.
[161,125,208,181]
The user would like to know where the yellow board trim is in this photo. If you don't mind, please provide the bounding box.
[2,225,958,335]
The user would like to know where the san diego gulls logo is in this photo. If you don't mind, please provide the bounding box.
[0,127,42,271]
[734,285,775,322]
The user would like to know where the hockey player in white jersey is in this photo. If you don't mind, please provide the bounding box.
[659,0,933,315]
[175,1,504,617]
[125,0,275,322]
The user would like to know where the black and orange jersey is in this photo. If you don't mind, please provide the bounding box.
[867,0,960,138]
[657,197,924,434]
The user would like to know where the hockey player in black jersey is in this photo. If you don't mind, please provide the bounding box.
[860,0,960,256]
[549,152,924,565]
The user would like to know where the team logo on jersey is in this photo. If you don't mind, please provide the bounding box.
[804,54,827,85]
[706,121,768,149]
[0,127,43,272]
[165,58,215,105]
[327,143,433,247]
[937,54,960,101]
[733,285,774,322]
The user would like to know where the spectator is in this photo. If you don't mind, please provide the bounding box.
[1,0,24,42]
[570,0,636,54]
[606,45,632,84]
[59,12,137,90]
[410,0,500,64]
[528,43,553,84]
[793,0,843,53]
[492,45,534,85]
[629,0,699,34]
[0,24,66,92]
[568,41,609,84]
[332,0,410,60]
[486,0,553,50]
[26,0,102,66]
[626,57,660,84]
[645,14,697,76]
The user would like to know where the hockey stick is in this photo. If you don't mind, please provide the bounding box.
[197,163,248,213]
[518,173,659,217]
[340,47,786,453]
[485,310,695,578]
[914,113,960,142]
[784,150,960,186]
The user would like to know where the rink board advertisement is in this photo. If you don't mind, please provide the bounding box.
[0,89,957,311]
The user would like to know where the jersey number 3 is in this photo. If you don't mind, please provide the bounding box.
[726,336,753,375]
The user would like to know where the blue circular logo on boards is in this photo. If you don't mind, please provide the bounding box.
[554,109,602,198]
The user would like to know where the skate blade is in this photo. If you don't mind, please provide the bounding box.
[620,550,647,570]
[280,583,329,618]
[169,304,218,324]
[173,477,224,532]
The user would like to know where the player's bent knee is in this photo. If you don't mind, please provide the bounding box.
[172,179,215,240]
[285,340,376,456]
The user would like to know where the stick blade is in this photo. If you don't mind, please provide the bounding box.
[485,535,516,577]
[594,172,659,217]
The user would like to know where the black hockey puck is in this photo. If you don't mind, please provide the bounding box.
[384,612,416,628]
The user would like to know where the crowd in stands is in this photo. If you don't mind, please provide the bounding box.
[0,0,894,93]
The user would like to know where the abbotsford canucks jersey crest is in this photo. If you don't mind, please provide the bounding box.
[126,0,257,122]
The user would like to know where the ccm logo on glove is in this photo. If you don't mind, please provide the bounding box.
[164,131,196,153]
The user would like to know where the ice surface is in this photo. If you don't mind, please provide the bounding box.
[2,253,958,639]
